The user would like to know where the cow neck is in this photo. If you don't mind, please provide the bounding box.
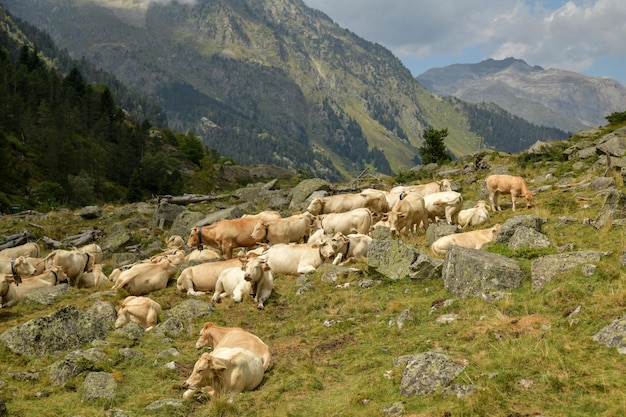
[83,252,91,272]
[50,268,59,285]
[10,258,22,286]
[343,240,351,257]
[197,227,204,251]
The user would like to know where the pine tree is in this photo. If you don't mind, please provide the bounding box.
[419,128,452,165]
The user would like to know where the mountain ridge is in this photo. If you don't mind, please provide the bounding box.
[417,57,626,133]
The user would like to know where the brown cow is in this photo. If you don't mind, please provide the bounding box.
[485,174,534,211]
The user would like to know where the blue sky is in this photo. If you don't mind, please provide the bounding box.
[301,0,626,85]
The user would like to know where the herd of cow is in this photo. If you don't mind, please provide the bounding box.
[0,173,534,399]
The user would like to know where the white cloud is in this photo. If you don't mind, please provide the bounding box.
[303,0,626,76]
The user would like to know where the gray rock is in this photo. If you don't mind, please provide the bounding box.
[527,140,552,155]
[154,317,185,337]
[152,202,185,230]
[593,316,626,353]
[495,215,547,244]
[20,283,70,305]
[442,384,484,398]
[82,372,117,401]
[596,129,626,157]
[114,321,145,341]
[443,246,525,298]
[398,352,465,396]
[49,349,108,386]
[169,210,206,240]
[381,402,404,417]
[620,250,626,267]
[595,189,626,229]
[166,299,214,322]
[288,178,331,211]
[145,398,184,410]
[118,348,144,361]
[195,204,253,227]
[425,223,458,245]
[531,250,610,290]
[79,205,102,219]
[0,305,112,357]
[590,177,615,190]
[508,226,552,251]
[368,227,442,280]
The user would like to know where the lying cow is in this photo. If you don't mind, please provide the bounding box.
[185,247,222,263]
[326,233,372,265]
[423,191,463,224]
[431,224,501,256]
[182,348,264,399]
[389,179,452,198]
[195,322,272,371]
[76,263,108,288]
[485,174,534,211]
[78,243,104,265]
[0,242,41,259]
[0,274,18,308]
[211,266,253,305]
[114,295,162,331]
[176,258,243,296]
[111,250,184,295]
[0,266,67,308]
[457,200,491,229]
[306,190,388,218]
[0,256,37,282]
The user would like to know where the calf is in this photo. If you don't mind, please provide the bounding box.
[485,174,534,211]
[114,295,162,331]
[176,258,243,296]
[431,224,500,256]
[195,322,272,371]
[242,256,273,310]
[182,348,264,399]
[457,200,491,229]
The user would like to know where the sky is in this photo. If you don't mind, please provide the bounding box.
[301,0,626,85]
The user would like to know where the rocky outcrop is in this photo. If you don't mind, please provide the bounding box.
[442,246,525,298]
[531,250,610,290]
[395,351,465,396]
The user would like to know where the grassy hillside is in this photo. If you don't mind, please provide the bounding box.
[0,123,625,416]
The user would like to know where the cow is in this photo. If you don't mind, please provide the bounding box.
[0,274,18,308]
[187,216,271,259]
[485,174,534,211]
[457,200,491,229]
[386,192,428,236]
[195,322,272,371]
[326,233,373,265]
[310,208,373,237]
[211,266,253,305]
[75,263,108,288]
[242,256,273,310]
[259,240,337,275]
[0,256,37,283]
[11,265,67,300]
[166,235,186,250]
[306,190,389,219]
[0,242,40,259]
[431,224,501,256]
[423,191,463,224]
[43,249,96,286]
[114,295,162,331]
[182,348,264,399]
[176,258,243,296]
[389,179,452,199]
[78,243,104,264]
[250,213,313,245]
[111,250,184,295]
[185,247,222,263]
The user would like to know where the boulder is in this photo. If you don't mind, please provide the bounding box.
[152,202,185,230]
[82,372,117,402]
[79,205,102,219]
[595,189,626,229]
[0,305,113,358]
[368,227,442,280]
[593,316,626,354]
[495,215,546,244]
[507,226,552,251]
[531,250,610,290]
[288,178,331,211]
[442,246,525,298]
[426,223,458,245]
[396,352,465,396]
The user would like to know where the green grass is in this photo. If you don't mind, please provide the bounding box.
[2,133,626,416]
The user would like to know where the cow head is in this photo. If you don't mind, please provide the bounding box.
[187,227,200,249]
[305,198,325,215]
[195,322,216,349]
[182,352,227,398]
[243,257,270,283]
[250,221,269,242]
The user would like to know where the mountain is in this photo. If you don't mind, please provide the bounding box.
[417,57,626,133]
[0,1,568,181]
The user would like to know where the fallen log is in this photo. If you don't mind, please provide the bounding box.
[152,194,232,204]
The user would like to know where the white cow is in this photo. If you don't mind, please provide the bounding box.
[0,256,37,281]
[76,263,108,288]
[423,191,463,224]
[0,242,40,259]
[250,213,313,245]
[386,192,428,236]
[111,250,184,295]
[182,347,264,399]
[242,256,274,309]
[457,200,491,229]
[431,224,500,256]
[43,249,95,286]
[211,267,252,305]
[260,240,337,275]
[326,233,373,265]
[310,207,372,237]
[176,258,243,296]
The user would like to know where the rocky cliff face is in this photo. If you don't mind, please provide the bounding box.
[417,57,626,133]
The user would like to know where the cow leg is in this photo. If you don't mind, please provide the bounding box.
[511,192,517,211]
